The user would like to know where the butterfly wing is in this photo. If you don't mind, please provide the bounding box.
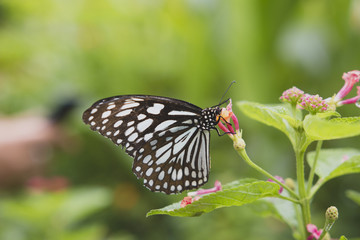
[82,95,211,194]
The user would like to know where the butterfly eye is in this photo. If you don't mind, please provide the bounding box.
[83,95,221,194]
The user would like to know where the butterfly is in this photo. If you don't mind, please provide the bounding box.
[82,94,230,194]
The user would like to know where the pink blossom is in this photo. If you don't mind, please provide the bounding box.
[280,87,304,104]
[180,181,222,208]
[336,70,360,100]
[188,180,222,197]
[180,196,193,208]
[307,224,323,240]
[338,86,360,106]
[218,99,239,134]
[300,94,328,114]
[267,176,285,194]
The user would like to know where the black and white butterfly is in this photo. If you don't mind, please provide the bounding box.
[82,95,227,194]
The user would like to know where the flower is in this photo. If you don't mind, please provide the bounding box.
[188,180,222,197]
[307,224,323,240]
[324,206,338,231]
[338,86,360,106]
[180,181,222,208]
[267,175,285,194]
[280,87,304,105]
[299,94,328,114]
[180,196,193,208]
[327,70,360,109]
[336,70,360,100]
[218,99,239,134]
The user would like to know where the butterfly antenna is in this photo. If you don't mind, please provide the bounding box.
[218,81,236,105]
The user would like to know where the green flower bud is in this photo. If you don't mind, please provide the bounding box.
[324,206,338,231]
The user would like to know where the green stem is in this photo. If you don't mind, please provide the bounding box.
[307,140,323,194]
[319,229,328,240]
[296,148,311,233]
[236,148,299,200]
[277,195,300,204]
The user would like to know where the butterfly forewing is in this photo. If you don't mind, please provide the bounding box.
[83,95,215,194]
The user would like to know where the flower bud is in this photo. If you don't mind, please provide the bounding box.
[285,178,296,191]
[324,206,338,231]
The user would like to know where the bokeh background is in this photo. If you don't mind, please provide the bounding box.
[0,0,359,239]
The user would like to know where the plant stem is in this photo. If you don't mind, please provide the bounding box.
[236,148,299,200]
[296,148,311,233]
[307,140,323,194]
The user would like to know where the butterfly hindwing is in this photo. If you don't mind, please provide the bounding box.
[82,95,212,194]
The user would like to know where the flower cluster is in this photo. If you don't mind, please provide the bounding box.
[280,70,360,114]
[217,99,240,134]
[180,181,222,208]
[299,94,328,114]
[279,87,304,105]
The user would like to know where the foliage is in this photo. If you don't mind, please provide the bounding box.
[0,188,114,240]
[1,0,360,240]
[149,85,360,240]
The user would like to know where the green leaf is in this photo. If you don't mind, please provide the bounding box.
[339,236,348,240]
[346,190,360,206]
[307,148,360,183]
[237,101,301,145]
[147,179,280,217]
[304,115,360,140]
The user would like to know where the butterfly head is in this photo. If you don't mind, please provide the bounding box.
[200,106,222,130]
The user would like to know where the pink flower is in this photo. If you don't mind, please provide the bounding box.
[188,180,222,197]
[180,196,193,208]
[280,87,304,105]
[336,70,360,100]
[218,99,239,134]
[307,224,323,240]
[329,70,360,108]
[299,94,328,114]
[180,181,222,208]
[338,86,360,106]
[267,176,285,194]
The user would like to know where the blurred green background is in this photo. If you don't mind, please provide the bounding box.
[0,0,360,239]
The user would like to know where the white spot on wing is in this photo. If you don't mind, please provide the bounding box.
[120,102,140,110]
[171,169,177,181]
[155,120,176,132]
[177,169,183,180]
[168,110,198,116]
[102,111,111,118]
[147,103,164,115]
[116,109,132,117]
[128,132,138,142]
[107,104,116,110]
[102,119,109,124]
[158,171,165,180]
[137,119,153,132]
[146,168,153,176]
[114,120,123,128]
[143,155,151,164]
[125,126,135,136]
[131,97,144,101]
[91,108,98,114]
[144,133,153,141]
[137,114,146,120]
